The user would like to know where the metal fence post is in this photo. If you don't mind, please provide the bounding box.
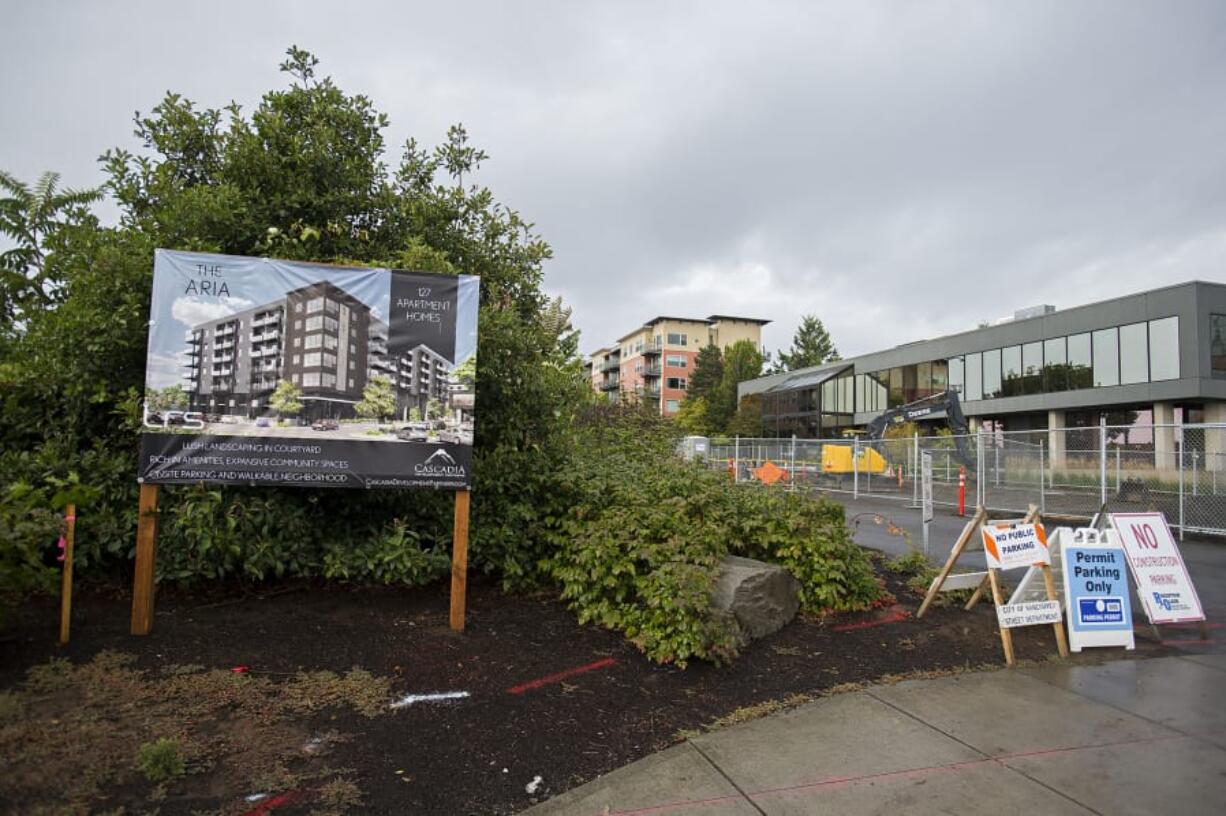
[1178,423,1185,541]
[977,428,985,509]
[1099,416,1108,508]
[1193,450,1199,497]
[1115,445,1121,491]
[734,435,740,484]
[853,436,860,499]
[1039,440,1045,515]
[913,432,920,507]
[790,435,797,493]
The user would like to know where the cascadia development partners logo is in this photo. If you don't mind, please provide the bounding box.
[414,448,465,478]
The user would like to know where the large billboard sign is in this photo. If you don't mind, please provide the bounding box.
[138,250,479,489]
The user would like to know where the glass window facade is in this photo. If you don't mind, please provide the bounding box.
[1211,315,1226,374]
[983,349,1002,398]
[1043,337,1066,391]
[1149,316,1179,381]
[965,352,983,400]
[1119,322,1148,385]
[758,316,1185,437]
[1093,328,1119,387]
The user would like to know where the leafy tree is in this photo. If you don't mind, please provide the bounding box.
[452,354,476,388]
[772,314,839,372]
[709,340,764,432]
[687,344,723,401]
[146,384,188,412]
[269,380,303,416]
[0,170,101,332]
[675,394,714,436]
[355,375,397,422]
[425,397,445,421]
[726,393,763,437]
[0,45,588,594]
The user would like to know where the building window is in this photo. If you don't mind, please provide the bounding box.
[948,357,964,397]
[294,302,304,313]
[666,355,687,368]
[321,373,336,388]
[306,297,325,313]
[1149,316,1180,381]
[667,332,687,346]
[1092,328,1119,387]
[305,316,322,332]
[1210,314,1226,374]
[305,334,322,349]
[666,400,680,412]
[349,360,355,370]
[1021,342,1042,395]
[1119,322,1148,385]
[1068,333,1092,388]
[294,319,303,331]
[666,377,687,390]
[965,353,983,401]
[292,354,301,366]
[1043,337,1066,391]
[302,372,321,387]
[349,378,355,389]
[982,349,1002,398]
[303,352,322,367]
[1000,346,1021,397]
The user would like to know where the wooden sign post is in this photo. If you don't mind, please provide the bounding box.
[918,504,1068,667]
[58,505,77,645]
[132,483,474,635]
[450,489,471,632]
[130,484,160,635]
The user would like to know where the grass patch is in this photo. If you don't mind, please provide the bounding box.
[136,737,185,783]
[707,693,812,730]
[0,651,394,812]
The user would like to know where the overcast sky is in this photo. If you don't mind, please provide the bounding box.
[5,1,1225,359]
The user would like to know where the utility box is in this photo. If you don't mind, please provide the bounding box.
[679,436,710,461]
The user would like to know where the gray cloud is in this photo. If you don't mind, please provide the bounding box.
[5,1,1225,360]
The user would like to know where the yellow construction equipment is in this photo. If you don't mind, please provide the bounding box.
[821,444,888,476]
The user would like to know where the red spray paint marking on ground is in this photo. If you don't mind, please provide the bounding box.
[507,657,618,695]
[831,610,909,632]
[240,789,307,816]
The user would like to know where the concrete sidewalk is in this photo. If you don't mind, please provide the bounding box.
[526,654,1226,815]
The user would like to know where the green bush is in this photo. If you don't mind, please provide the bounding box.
[135,737,184,783]
[543,405,881,666]
[0,48,585,594]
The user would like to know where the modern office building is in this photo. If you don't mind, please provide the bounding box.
[588,315,770,416]
[185,281,451,419]
[740,281,1226,460]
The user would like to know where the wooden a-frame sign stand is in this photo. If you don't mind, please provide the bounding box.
[131,483,474,635]
[917,503,1069,667]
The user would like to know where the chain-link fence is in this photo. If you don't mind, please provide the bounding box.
[705,422,1226,538]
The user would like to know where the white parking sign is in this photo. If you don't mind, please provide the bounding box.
[1110,512,1205,624]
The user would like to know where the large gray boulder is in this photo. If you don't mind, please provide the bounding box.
[712,555,801,644]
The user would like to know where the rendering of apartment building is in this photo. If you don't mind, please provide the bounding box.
[587,315,769,416]
[185,281,451,419]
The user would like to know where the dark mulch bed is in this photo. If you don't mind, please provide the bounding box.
[0,560,1169,815]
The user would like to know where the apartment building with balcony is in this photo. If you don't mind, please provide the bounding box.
[588,315,769,416]
[185,281,451,419]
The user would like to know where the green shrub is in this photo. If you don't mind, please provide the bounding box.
[543,405,882,666]
[135,737,184,783]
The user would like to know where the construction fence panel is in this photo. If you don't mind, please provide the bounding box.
[706,423,1226,538]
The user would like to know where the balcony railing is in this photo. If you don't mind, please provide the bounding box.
[600,358,621,372]
[641,364,662,377]
[642,387,661,399]
[642,341,662,356]
[252,331,279,342]
[600,380,620,391]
